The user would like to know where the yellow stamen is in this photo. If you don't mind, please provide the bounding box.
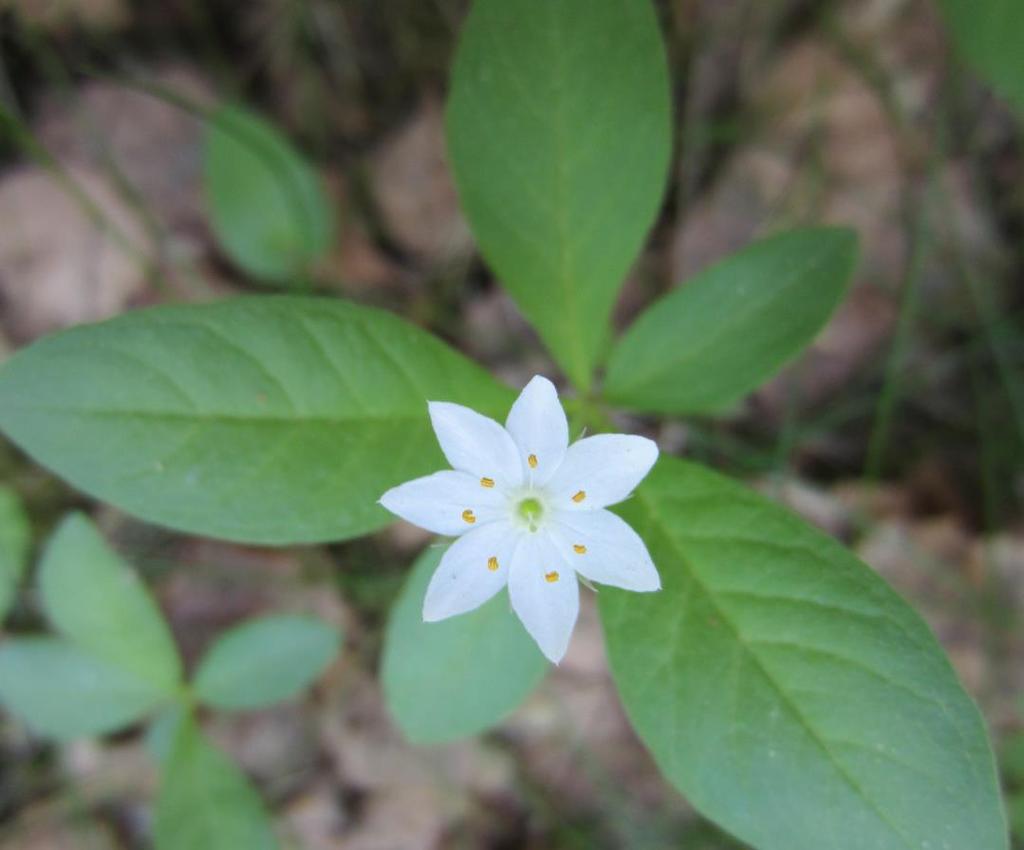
[480,477,495,488]
[572,490,586,503]
[462,509,476,524]
[487,556,499,572]
[544,570,559,583]
[528,454,538,469]
[573,544,587,554]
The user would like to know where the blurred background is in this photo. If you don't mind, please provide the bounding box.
[0,0,1021,848]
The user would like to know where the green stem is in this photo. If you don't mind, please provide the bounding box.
[863,185,931,484]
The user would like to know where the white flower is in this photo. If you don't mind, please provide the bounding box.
[379,375,661,663]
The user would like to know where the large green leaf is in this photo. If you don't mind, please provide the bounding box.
[155,718,278,850]
[193,614,340,710]
[0,297,513,545]
[600,456,1006,850]
[0,639,169,739]
[604,228,858,415]
[0,485,30,621]
[381,546,548,744]
[39,513,181,692]
[938,0,1024,113]
[446,0,672,390]
[205,104,334,284]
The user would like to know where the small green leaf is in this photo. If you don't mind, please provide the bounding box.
[1003,732,1024,784]
[155,718,278,850]
[1009,793,1024,840]
[600,456,1006,850]
[938,0,1024,113]
[38,514,181,693]
[205,104,334,284]
[145,704,188,765]
[446,0,672,390]
[604,228,858,415]
[0,485,30,621]
[0,297,514,545]
[381,546,548,744]
[0,639,168,739]
[192,614,340,710]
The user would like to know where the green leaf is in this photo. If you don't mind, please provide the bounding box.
[604,228,858,415]
[938,0,1024,114]
[600,455,1006,850]
[146,704,188,765]
[0,485,30,621]
[446,0,671,390]
[0,297,514,545]
[155,718,278,850]
[381,546,548,744]
[0,639,169,739]
[205,105,334,284]
[38,513,181,692]
[1002,732,1024,784]
[192,614,340,710]
[1009,793,1024,841]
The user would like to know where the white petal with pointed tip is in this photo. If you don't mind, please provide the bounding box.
[428,402,523,489]
[551,509,660,592]
[505,375,568,484]
[380,470,506,536]
[423,522,518,621]
[508,532,579,663]
[547,434,659,510]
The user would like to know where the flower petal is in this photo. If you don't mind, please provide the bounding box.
[546,434,658,510]
[428,401,523,489]
[379,470,507,536]
[505,375,568,485]
[551,509,660,592]
[422,522,518,621]
[508,531,579,663]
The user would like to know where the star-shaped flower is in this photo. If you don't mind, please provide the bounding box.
[379,375,660,663]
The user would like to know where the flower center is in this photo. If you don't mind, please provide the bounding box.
[509,488,550,533]
[517,497,544,526]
